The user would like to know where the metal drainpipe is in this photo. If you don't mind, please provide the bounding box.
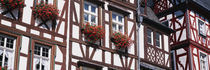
[29,37,32,70]
[137,0,143,70]
[17,35,22,70]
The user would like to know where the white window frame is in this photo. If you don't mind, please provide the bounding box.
[155,32,162,49]
[0,34,16,70]
[197,18,206,37]
[146,28,153,45]
[199,51,209,70]
[37,0,54,4]
[33,44,51,70]
[84,1,98,25]
[112,12,124,33]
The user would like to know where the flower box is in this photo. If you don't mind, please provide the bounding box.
[111,32,133,54]
[32,2,59,30]
[0,0,25,19]
[81,23,105,47]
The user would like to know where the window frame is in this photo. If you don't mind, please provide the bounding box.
[146,28,153,45]
[145,27,163,49]
[0,34,16,69]
[155,32,162,48]
[84,1,98,25]
[33,43,51,70]
[199,51,209,70]
[112,12,124,33]
[197,18,206,37]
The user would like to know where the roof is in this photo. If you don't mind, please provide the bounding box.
[191,0,210,11]
[142,7,175,34]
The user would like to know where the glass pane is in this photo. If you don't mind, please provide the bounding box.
[0,53,3,66]
[36,62,40,70]
[118,16,123,22]
[112,24,117,31]
[91,15,96,23]
[84,13,89,22]
[84,3,89,11]
[147,29,152,44]
[119,25,123,32]
[34,46,41,55]
[42,47,49,57]
[4,56,8,67]
[41,64,45,70]
[6,38,14,49]
[82,66,96,70]
[91,6,96,13]
[112,14,116,21]
[156,33,160,47]
[0,36,4,46]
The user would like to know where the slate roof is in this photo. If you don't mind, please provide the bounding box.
[191,0,210,11]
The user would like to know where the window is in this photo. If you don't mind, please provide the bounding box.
[81,66,96,70]
[0,35,16,69]
[146,29,153,45]
[199,52,208,70]
[37,0,54,4]
[33,44,51,70]
[198,19,206,37]
[84,2,98,25]
[112,12,124,33]
[155,32,161,48]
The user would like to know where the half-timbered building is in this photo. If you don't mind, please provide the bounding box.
[137,1,174,69]
[0,0,68,70]
[150,0,210,70]
[69,0,138,70]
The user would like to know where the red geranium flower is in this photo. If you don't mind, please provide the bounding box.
[0,0,25,9]
[111,32,133,49]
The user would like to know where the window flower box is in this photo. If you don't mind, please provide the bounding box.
[81,23,105,47]
[111,32,133,54]
[32,1,59,30]
[0,0,25,19]
[0,66,7,70]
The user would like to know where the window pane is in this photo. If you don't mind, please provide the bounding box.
[112,24,117,31]
[84,13,89,22]
[156,33,160,47]
[0,36,4,46]
[42,47,49,57]
[112,14,116,21]
[0,53,3,66]
[91,6,96,13]
[119,25,123,32]
[91,15,96,23]
[36,62,40,70]
[4,56,8,66]
[147,29,152,44]
[34,46,41,55]
[118,16,123,22]
[6,38,14,49]
[84,3,89,11]
[82,66,96,70]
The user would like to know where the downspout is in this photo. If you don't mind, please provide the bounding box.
[29,37,32,70]
[137,0,143,70]
[17,35,22,70]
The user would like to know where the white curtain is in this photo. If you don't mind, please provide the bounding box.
[42,59,49,70]
[0,50,3,55]
[33,57,40,70]
[5,51,14,70]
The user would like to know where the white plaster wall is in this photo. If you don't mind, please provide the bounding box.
[55,46,63,62]
[55,37,63,42]
[179,56,187,68]
[22,0,33,24]
[105,13,109,22]
[105,51,111,64]
[176,48,186,55]
[57,0,65,16]
[165,54,169,67]
[72,42,83,57]
[18,56,27,70]
[105,24,109,48]
[127,10,133,19]
[102,67,108,70]
[104,1,109,10]
[43,33,51,39]
[72,58,79,63]
[75,2,80,23]
[92,48,102,62]
[193,48,197,55]
[30,29,40,35]
[139,25,144,59]
[20,36,29,54]
[193,56,199,70]
[128,21,134,36]
[114,54,122,67]
[16,24,26,32]
[71,65,76,70]
[128,34,135,55]
[1,20,11,27]
[164,35,169,52]
[72,25,79,39]
[58,22,65,35]
[55,64,62,70]
[130,0,134,4]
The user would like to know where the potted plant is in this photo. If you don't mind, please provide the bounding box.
[111,32,133,54]
[0,0,25,19]
[32,1,59,30]
[81,23,105,46]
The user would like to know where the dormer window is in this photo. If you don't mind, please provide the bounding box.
[197,18,206,37]
[84,1,98,25]
[112,12,124,33]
